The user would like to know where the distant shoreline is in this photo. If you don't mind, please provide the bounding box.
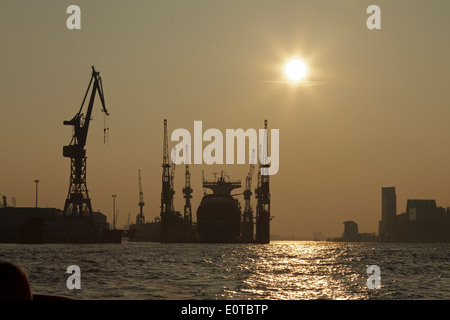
[270,234,331,241]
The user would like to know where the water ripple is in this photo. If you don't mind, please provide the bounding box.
[1,241,449,299]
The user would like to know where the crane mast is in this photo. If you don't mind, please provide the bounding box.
[183,164,193,224]
[241,149,256,242]
[183,145,193,223]
[63,66,109,216]
[161,119,175,216]
[160,119,182,243]
[255,120,271,244]
[136,169,145,224]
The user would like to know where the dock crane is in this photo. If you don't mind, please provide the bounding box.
[183,145,193,224]
[255,120,271,244]
[161,119,186,243]
[136,169,145,224]
[241,149,256,242]
[160,119,176,216]
[63,66,109,216]
[183,165,193,224]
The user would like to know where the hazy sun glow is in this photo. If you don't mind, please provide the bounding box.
[285,59,307,82]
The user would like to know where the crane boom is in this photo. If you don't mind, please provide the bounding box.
[64,66,108,150]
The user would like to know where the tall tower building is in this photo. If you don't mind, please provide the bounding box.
[379,187,396,241]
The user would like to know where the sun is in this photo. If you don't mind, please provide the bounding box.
[284,59,307,82]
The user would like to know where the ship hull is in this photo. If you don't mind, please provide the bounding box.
[256,211,270,244]
[160,212,198,243]
[196,195,241,243]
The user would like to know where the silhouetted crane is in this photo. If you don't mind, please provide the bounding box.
[136,169,145,224]
[255,120,271,244]
[160,119,175,216]
[183,145,193,224]
[63,66,109,216]
[241,148,256,242]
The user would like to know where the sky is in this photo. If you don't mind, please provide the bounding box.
[1,0,450,238]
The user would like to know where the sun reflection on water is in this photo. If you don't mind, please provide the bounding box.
[219,241,373,300]
[4,241,448,299]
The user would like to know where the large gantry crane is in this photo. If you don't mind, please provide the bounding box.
[136,169,145,224]
[160,119,179,242]
[241,149,256,242]
[183,146,193,224]
[160,119,175,217]
[255,120,271,244]
[160,120,196,243]
[63,66,109,216]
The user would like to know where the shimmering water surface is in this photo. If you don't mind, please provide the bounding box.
[1,241,449,300]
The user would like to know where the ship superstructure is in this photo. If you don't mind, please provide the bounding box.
[196,171,242,243]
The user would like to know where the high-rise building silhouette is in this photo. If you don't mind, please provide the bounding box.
[343,221,359,241]
[379,187,396,242]
[378,187,450,242]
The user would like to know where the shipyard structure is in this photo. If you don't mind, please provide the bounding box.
[0,201,117,244]
[379,187,450,243]
[129,120,273,244]
[0,67,121,244]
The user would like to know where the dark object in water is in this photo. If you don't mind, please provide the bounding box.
[197,172,242,243]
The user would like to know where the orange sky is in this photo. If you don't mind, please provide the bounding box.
[1,1,450,238]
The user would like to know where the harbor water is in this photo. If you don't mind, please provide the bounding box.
[1,241,449,300]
